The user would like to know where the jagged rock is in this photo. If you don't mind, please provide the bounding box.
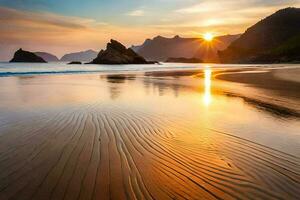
[90,40,154,64]
[10,48,47,63]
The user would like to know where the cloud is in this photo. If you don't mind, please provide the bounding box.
[0,7,95,30]
[0,7,104,60]
[176,1,234,14]
[1,0,299,60]
[0,6,159,60]
[126,9,145,16]
[170,0,300,35]
[175,0,299,14]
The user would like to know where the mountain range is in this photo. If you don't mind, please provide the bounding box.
[35,52,59,62]
[8,7,300,64]
[219,7,300,63]
[131,34,240,62]
[60,50,98,62]
[34,34,240,63]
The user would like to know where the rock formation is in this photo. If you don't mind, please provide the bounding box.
[67,61,82,64]
[91,40,154,64]
[10,48,47,63]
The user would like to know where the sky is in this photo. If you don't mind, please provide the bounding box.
[0,0,299,60]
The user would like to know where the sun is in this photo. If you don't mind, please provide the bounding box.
[203,33,214,41]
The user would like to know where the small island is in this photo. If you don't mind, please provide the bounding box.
[165,57,203,63]
[90,39,155,64]
[10,48,47,63]
[67,61,82,65]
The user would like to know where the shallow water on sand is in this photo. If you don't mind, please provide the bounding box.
[0,62,298,77]
[0,72,299,199]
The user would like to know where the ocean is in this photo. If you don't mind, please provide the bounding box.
[0,62,298,77]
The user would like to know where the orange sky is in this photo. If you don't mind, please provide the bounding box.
[0,0,299,60]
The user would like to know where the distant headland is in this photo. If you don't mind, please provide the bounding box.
[219,7,300,63]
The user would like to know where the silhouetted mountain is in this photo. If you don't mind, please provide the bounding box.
[165,57,203,63]
[35,52,59,62]
[219,7,300,63]
[132,34,240,62]
[60,50,97,62]
[91,39,153,64]
[10,48,47,63]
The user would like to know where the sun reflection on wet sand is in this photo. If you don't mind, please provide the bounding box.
[203,67,212,106]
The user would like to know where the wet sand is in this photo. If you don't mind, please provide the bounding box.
[147,67,300,116]
[215,67,300,116]
[0,67,299,199]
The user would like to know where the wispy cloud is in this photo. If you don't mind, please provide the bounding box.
[0,6,158,60]
[175,0,299,14]
[171,0,300,34]
[0,7,96,29]
[176,1,233,14]
[126,9,145,16]
[0,0,299,60]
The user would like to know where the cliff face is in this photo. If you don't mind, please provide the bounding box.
[91,40,152,64]
[60,50,97,62]
[132,34,240,62]
[219,7,300,63]
[10,49,47,63]
[35,52,59,62]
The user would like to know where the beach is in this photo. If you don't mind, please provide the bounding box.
[0,66,299,199]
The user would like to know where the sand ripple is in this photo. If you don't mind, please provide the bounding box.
[0,105,299,200]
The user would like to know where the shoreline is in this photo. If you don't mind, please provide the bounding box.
[145,67,300,118]
[0,66,299,117]
[0,67,299,199]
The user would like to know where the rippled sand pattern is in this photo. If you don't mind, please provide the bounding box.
[0,103,299,200]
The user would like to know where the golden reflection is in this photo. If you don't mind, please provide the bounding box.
[203,67,212,106]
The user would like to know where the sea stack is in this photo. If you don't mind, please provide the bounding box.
[10,48,47,63]
[90,39,153,64]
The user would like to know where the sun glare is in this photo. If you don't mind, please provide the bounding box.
[203,33,214,41]
[203,66,212,106]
